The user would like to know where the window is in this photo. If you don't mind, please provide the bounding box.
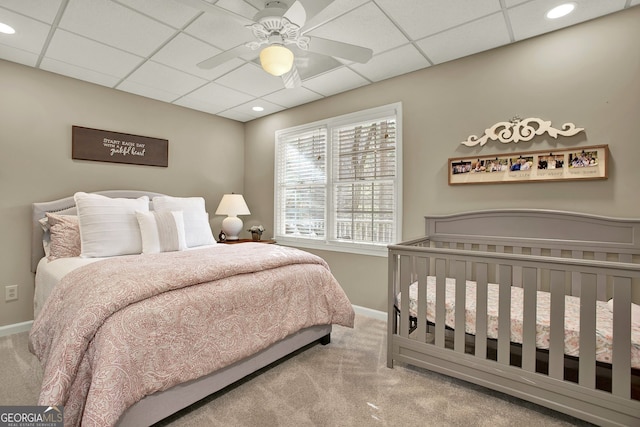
[275,103,402,256]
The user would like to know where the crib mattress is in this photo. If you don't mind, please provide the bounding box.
[398,277,640,368]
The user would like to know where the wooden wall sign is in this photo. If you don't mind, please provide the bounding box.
[72,126,168,167]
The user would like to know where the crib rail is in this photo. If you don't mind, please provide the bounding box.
[387,237,640,426]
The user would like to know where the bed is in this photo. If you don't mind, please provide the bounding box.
[29,190,354,427]
[387,210,640,427]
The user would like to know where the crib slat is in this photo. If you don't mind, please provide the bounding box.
[434,258,447,348]
[454,260,466,353]
[399,255,411,338]
[612,276,632,399]
[522,267,538,372]
[595,252,607,301]
[416,257,428,342]
[578,273,597,389]
[464,243,472,279]
[498,264,512,365]
[513,246,523,288]
[475,263,489,359]
[571,250,584,296]
[549,269,566,380]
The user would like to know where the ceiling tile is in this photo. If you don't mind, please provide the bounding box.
[351,44,430,82]
[116,0,201,28]
[183,8,253,50]
[215,62,285,97]
[0,45,39,66]
[508,0,628,41]
[151,32,245,79]
[303,67,369,97]
[303,0,369,30]
[0,9,51,56]
[40,57,122,87]
[116,79,179,103]
[376,0,501,40]
[262,86,323,108]
[416,12,511,65]
[306,2,408,55]
[175,81,254,113]
[504,0,529,6]
[226,99,286,120]
[0,0,62,24]
[215,108,255,122]
[59,0,175,56]
[211,0,259,21]
[118,60,207,99]
[46,29,142,78]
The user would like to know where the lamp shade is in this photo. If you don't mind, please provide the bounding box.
[215,194,250,216]
[259,45,294,76]
[215,194,251,241]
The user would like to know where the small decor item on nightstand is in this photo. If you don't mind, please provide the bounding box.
[248,225,264,241]
[218,231,226,242]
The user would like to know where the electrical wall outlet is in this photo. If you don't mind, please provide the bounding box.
[5,285,18,302]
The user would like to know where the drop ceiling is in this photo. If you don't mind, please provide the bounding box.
[0,0,637,122]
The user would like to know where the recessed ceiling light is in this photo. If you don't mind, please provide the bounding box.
[0,22,16,34]
[252,106,264,112]
[546,3,576,19]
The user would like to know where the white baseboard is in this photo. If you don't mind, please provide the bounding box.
[352,305,387,322]
[0,320,33,337]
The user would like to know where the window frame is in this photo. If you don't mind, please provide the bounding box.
[274,103,402,257]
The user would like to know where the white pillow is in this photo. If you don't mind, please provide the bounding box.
[74,192,149,257]
[152,196,215,247]
[136,211,187,254]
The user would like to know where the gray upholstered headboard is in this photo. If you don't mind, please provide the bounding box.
[423,209,640,254]
[31,190,166,272]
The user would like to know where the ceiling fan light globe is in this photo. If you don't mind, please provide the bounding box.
[260,45,294,76]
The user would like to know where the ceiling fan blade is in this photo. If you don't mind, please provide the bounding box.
[284,0,335,27]
[282,64,302,89]
[307,36,372,64]
[197,44,252,69]
[174,0,255,26]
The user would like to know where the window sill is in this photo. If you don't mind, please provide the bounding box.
[274,237,388,257]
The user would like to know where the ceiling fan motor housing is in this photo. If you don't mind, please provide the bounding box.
[254,1,288,22]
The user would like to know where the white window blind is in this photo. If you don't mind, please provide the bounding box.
[333,119,397,244]
[275,127,327,239]
[275,103,401,256]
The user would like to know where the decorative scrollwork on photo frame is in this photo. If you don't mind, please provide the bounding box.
[461,116,584,147]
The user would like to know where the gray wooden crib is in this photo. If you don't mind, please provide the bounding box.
[387,209,640,426]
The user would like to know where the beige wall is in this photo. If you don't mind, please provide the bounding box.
[244,8,640,312]
[0,60,245,326]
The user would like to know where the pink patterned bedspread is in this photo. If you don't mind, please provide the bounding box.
[29,244,354,426]
[399,277,640,368]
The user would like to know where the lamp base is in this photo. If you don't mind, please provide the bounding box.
[221,216,243,241]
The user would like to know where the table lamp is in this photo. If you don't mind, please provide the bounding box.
[215,194,250,240]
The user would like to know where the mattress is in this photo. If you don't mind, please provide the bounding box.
[397,277,640,368]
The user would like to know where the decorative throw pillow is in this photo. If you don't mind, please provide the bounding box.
[74,192,149,258]
[151,196,215,247]
[46,213,81,260]
[135,210,187,254]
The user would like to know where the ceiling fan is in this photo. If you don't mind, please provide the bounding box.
[177,0,373,88]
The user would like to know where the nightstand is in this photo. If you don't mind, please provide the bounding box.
[219,239,276,244]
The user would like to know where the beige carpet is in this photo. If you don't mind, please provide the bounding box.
[1,315,590,426]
